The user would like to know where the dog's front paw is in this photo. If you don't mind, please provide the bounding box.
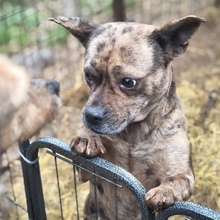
[70,136,106,157]
[145,186,175,211]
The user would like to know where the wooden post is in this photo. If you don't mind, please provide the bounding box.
[112,0,126,21]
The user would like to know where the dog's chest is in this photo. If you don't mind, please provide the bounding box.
[101,135,161,189]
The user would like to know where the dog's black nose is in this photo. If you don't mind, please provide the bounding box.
[46,80,60,96]
[84,106,105,125]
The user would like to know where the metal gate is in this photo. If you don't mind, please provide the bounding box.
[18,137,220,220]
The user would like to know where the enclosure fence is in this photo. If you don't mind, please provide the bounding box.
[16,137,220,220]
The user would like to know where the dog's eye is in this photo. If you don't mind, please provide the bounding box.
[121,78,137,89]
[85,71,93,85]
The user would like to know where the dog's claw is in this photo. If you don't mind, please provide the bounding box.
[99,147,105,154]
[86,147,91,155]
[70,136,105,157]
[70,137,79,147]
[145,187,175,211]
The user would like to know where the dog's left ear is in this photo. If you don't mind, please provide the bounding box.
[151,15,206,58]
[48,16,98,47]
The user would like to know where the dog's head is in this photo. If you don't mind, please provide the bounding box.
[19,78,61,141]
[50,16,205,134]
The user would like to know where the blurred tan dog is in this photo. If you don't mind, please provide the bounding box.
[0,55,61,219]
[50,15,205,219]
[0,55,61,153]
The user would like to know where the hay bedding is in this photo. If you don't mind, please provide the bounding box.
[1,6,220,219]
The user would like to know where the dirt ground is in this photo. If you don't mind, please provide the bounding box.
[1,6,220,220]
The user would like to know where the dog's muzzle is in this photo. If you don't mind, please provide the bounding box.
[82,105,127,135]
[83,105,106,133]
[85,105,105,124]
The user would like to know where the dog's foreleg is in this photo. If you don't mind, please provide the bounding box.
[145,174,194,211]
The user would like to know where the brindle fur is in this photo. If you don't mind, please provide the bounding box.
[50,16,205,219]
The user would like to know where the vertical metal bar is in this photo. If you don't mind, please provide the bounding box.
[53,151,64,220]
[19,140,47,220]
[72,165,80,220]
[93,168,98,220]
[114,183,118,220]
[19,140,34,220]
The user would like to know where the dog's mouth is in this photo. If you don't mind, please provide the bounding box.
[83,116,128,135]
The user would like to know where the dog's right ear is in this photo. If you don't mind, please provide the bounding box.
[48,16,98,47]
[150,15,206,58]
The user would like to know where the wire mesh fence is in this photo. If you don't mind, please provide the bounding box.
[0,0,215,86]
[0,0,216,103]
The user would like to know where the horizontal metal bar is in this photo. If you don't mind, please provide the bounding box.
[156,201,220,220]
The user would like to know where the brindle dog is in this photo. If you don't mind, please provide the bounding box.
[50,16,205,219]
